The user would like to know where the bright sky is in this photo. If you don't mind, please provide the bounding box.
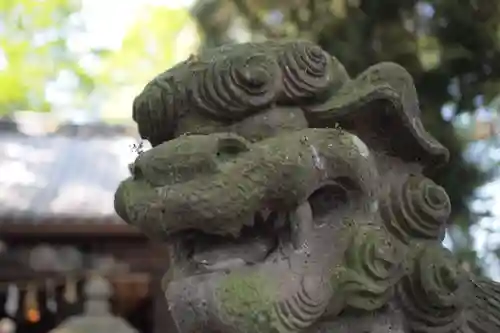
[48,0,198,121]
[77,0,195,51]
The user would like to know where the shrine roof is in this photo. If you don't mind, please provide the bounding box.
[0,118,140,226]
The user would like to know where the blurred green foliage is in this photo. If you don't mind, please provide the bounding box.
[96,6,193,87]
[0,0,195,115]
[0,0,80,112]
[0,0,112,112]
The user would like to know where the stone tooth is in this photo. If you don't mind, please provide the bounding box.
[259,208,273,222]
[243,214,256,227]
[204,258,246,271]
[168,236,187,261]
[273,212,288,230]
[290,202,313,250]
[257,208,288,229]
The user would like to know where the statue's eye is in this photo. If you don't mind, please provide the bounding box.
[308,177,361,224]
[308,184,348,220]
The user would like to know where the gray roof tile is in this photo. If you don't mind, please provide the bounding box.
[0,131,139,224]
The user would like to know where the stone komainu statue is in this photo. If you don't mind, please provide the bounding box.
[114,40,500,333]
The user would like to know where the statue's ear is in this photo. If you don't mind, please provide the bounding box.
[303,62,449,170]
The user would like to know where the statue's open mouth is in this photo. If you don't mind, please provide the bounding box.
[172,210,280,274]
[170,179,351,277]
[115,128,378,280]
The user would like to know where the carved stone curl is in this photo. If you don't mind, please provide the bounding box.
[342,225,404,312]
[380,174,451,244]
[275,41,335,103]
[396,245,465,333]
[192,53,282,121]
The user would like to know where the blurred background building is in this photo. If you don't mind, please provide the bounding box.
[1,0,500,332]
[0,114,170,333]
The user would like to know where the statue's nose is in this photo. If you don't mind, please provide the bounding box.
[114,182,129,223]
[128,163,142,179]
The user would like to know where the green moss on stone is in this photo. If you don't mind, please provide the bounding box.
[341,225,405,311]
[216,271,283,333]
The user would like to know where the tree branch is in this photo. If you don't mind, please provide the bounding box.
[231,0,281,38]
[308,0,317,26]
[289,6,309,36]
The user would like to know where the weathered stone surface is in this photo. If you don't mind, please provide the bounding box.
[115,40,500,333]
